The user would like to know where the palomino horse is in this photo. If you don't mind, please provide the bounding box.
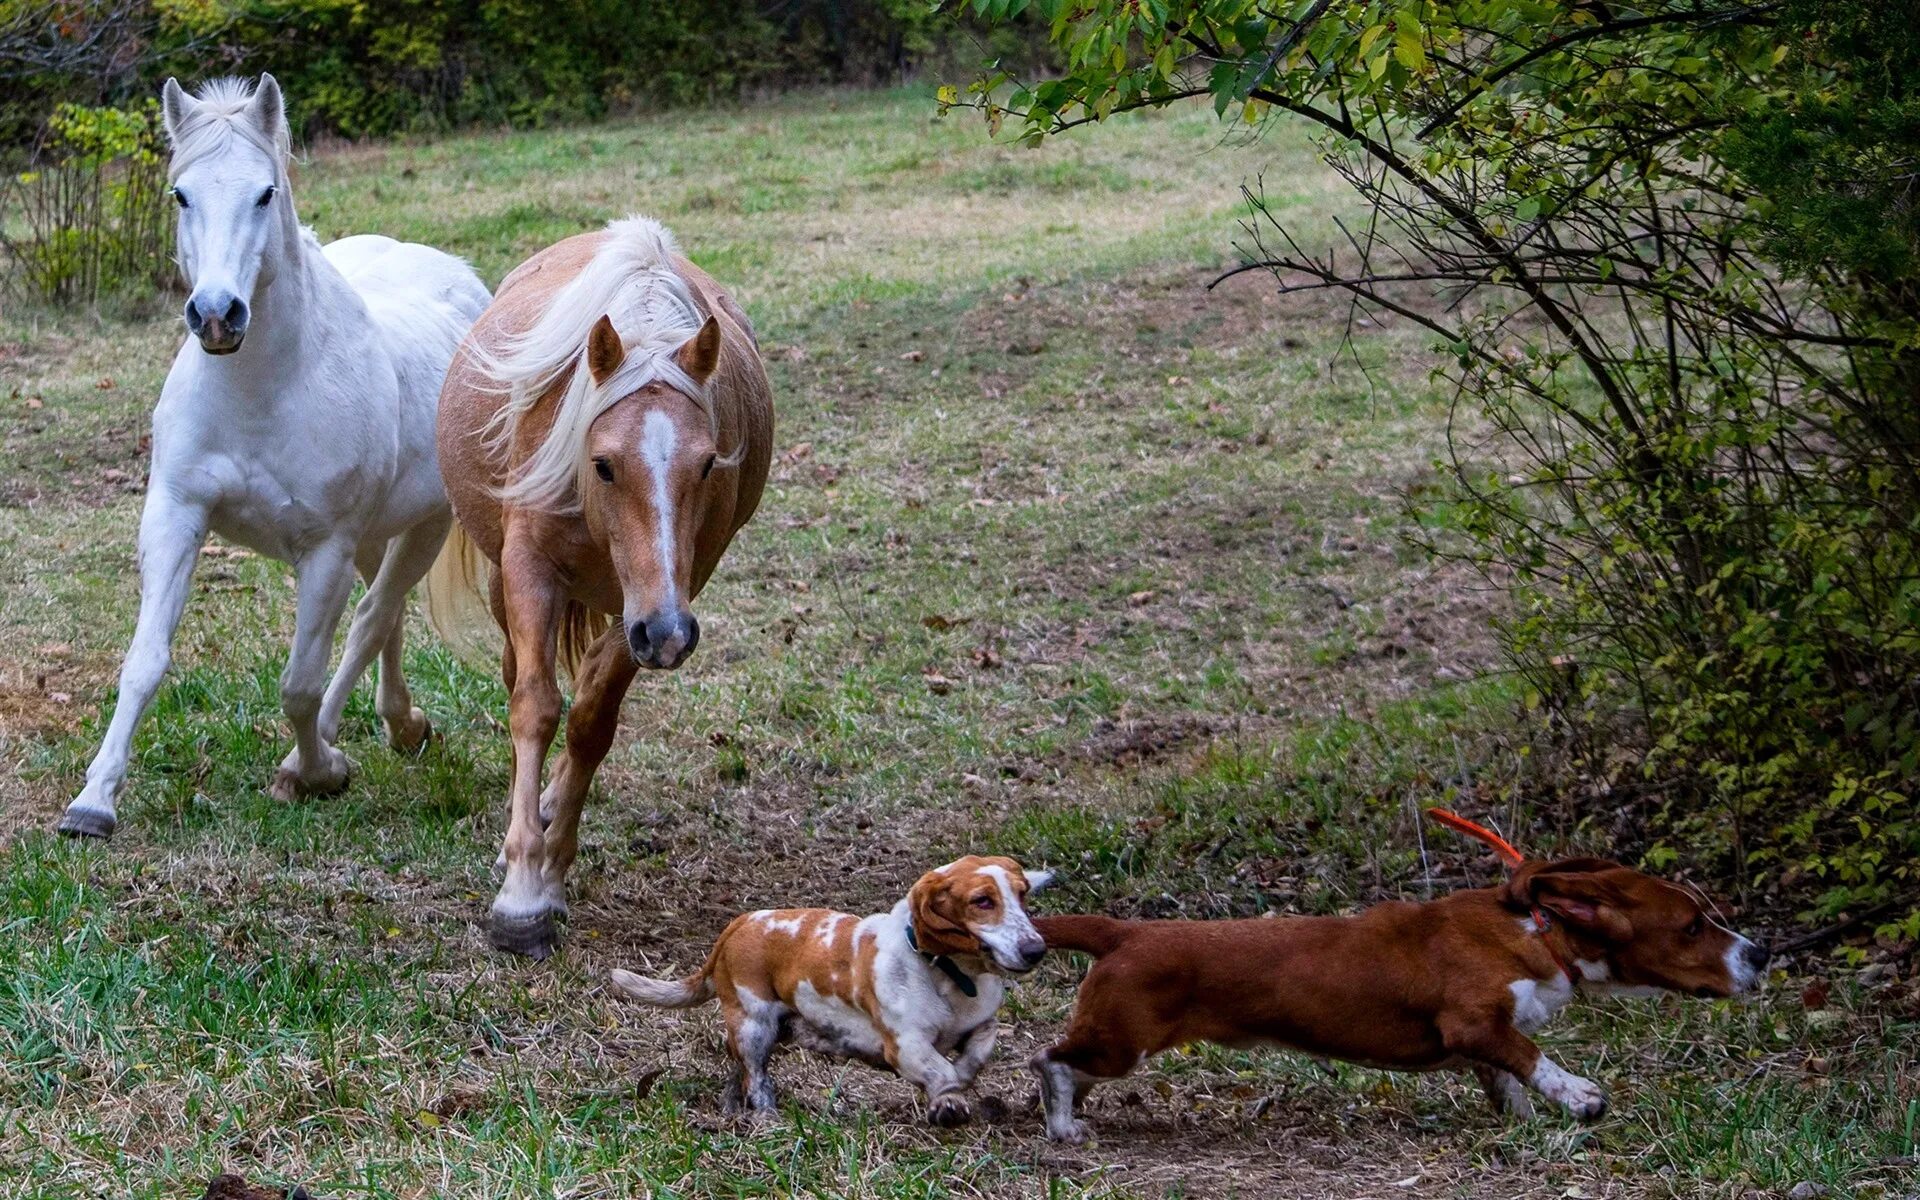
[433,216,773,958]
[58,76,490,838]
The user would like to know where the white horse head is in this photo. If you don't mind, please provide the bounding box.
[160,75,297,354]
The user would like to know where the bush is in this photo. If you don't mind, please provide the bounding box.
[0,1,1044,143]
[1,100,172,303]
[950,0,1920,939]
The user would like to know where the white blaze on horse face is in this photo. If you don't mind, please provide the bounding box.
[639,409,680,614]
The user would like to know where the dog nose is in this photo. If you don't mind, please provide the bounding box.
[185,290,248,351]
[1743,941,1772,972]
[627,609,699,669]
[1016,936,1047,970]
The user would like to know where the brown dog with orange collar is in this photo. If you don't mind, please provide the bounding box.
[1029,811,1768,1142]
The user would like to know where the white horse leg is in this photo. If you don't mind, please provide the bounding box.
[302,513,449,759]
[59,497,210,838]
[269,540,357,803]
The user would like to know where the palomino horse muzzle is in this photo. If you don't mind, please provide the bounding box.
[628,609,699,669]
[186,289,249,354]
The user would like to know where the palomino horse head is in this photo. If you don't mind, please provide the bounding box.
[159,75,296,355]
[581,312,728,669]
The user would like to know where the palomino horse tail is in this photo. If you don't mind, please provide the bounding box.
[423,523,608,681]
[555,600,611,682]
[423,522,499,668]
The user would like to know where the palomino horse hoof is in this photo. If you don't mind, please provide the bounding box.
[56,807,116,839]
[387,707,433,755]
[267,757,353,804]
[490,911,558,960]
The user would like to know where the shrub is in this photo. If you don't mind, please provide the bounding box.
[1,100,173,304]
[949,0,1920,939]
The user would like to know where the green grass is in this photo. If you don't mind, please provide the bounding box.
[1,86,1912,1199]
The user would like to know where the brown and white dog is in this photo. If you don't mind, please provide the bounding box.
[612,855,1054,1125]
[1030,856,1769,1142]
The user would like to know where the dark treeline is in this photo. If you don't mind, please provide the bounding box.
[0,0,1035,145]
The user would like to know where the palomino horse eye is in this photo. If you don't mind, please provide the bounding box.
[170,187,188,209]
[593,457,614,483]
[256,185,277,208]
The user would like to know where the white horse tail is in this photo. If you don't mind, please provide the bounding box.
[422,522,608,681]
[423,523,498,667]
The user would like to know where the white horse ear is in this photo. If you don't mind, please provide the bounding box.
[675,316,722,384]
[1024,868,1058,894]
[160,78,193,144]
[250,73,286,142]
[586,314,626,385]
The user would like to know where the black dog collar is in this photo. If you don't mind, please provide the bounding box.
[905,922,979,998]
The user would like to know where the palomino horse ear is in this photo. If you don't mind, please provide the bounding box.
[675,316,722,384]
[250,73,286,143]
[586,314,626,386]
[160,78,194,144]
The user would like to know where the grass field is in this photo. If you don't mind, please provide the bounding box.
[1,87,1914,1199]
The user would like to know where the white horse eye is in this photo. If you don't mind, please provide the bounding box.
[256,185,276,208]
[171,187,188,209]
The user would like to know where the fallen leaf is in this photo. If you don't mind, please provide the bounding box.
[921,614,971,631]
[923,671,953,696]
[899,349,925,362]
[1128,589,1154,607]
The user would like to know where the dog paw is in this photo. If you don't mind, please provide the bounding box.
[927,1094,972,1127]
[1048,1118,1091,1145]
[1558,1076,1608,1122]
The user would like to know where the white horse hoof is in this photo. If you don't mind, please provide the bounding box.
[57,805,117,839]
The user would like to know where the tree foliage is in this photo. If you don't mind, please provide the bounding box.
[1,0,1001,142]
[949,0,1920,936]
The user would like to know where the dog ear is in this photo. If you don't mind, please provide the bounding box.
[908,872,980,957]
[1505,858,1634,943]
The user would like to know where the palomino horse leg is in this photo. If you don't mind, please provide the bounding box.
[269,540,358,804]
[59,497,211,838]
[296,513,450,769]
[537,624,640,882]
[490,555,565,958]
[492,568,514,875]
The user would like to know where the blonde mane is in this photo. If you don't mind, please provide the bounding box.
[478,216,737,513]
[165,77,291,185]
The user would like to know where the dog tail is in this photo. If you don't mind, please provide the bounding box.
[609,955,717,1009]
[1034,914,1130,957]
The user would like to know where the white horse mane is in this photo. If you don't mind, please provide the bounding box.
[165,77,291,184]
[478,215,736,513]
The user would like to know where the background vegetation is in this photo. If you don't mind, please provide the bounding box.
[950,0,1920,945]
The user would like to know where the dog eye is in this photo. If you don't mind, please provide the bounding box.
[1685,915,1704,937]
[971,895,995,909]
[593,457,614,483]
[171,187,188,209]
[256,185,276,208]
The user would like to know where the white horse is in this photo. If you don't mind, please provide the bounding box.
[58,75,491,838]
